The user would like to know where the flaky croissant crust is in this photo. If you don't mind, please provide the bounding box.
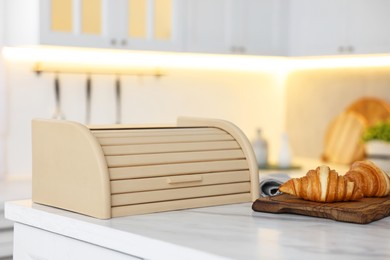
[279,165,363,202]
[345,160,390,197]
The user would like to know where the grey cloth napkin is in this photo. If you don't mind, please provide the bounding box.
[259,173,291,197]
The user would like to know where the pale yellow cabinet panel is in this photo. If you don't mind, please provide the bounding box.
[51,0,73,32]
[128,0,148,38]
[81,0,102,35]
[113,0,183,51]
[154,0,172,40]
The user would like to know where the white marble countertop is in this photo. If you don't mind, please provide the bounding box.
[5,199,390,260]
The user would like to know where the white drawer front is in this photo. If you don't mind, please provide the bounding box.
[13,223,141,260]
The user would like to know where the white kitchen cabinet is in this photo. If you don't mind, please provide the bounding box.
[0,210,13,259]
[231,0,287,56]
[185,0,286,56]
[5,0,183,52]
[0,179,31,260]
[13,223,138,260]
[6,0,108,48]
[346,0,390,55]
[107,0,184,51]
[0,227,13,259]
[185,0,229,54]
[42,0,109,48]
[288,0,390,56]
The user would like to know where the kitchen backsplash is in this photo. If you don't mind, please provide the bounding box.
[285,67,390,160]
[3,55,390,178]
[2,59,285,177]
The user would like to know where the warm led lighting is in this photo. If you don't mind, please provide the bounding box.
[1,46,285,72]
[3,46,390,73]
[287,54,390,71]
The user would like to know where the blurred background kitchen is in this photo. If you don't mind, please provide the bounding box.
[1,0,390,258]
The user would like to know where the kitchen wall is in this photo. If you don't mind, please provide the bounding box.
[3,59,285,178]
[285,67,390,159]
[0,58,5,179]
[5,57,390,178]
[0,1,3,44]
[0,1,6,178]
[5,56,390,178]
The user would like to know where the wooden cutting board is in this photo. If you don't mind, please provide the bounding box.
[252,194,390,224]
[322,111,367,164]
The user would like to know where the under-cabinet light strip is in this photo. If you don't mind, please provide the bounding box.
[288,54,390,70]
[1,46,285,72]
[3,46,390,72]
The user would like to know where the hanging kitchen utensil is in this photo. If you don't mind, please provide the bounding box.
[115,75,121,124]
[52,74,65,120]
[85,74,92,124]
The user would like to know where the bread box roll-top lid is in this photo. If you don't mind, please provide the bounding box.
[32,117,259,219]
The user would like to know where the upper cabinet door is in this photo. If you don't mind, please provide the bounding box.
[288,0,347,56]
[5,0,111,48]
[185,0,231,54]
[109,0,184,51]
[238,0,287,56]
[39,0,111,48]
[185,0,286,56]
[288,0,390,56]
[347,0,390,55]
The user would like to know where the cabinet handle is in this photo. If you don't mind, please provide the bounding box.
[121,39,127,46]
[111,39,117,46]
[338,46,345,53]
[347,46,354,53]
[167,175,202,184]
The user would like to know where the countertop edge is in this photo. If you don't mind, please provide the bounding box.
[5,200,227,260]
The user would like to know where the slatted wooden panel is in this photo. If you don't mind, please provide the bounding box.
[92,127,250,180]
[110,170,250,193]
[112,193,251,217]
[105,149,245,167]
[102,141,240,156]
[111,183,250,206]
[108,159,249,179]
[91,127,223,137]
[96,134,234,146]
[91,126,252,216]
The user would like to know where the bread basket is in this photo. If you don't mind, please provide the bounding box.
[32,117,259,219]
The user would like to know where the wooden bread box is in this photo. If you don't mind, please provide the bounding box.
[32,117,259,219]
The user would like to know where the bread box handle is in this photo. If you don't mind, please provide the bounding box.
[167,175,203,184]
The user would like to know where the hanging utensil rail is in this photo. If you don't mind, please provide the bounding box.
[33,62,165,77]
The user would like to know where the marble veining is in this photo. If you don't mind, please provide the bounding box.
[5,200,390,259]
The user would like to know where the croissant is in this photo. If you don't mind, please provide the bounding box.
[344,160,390,197]
[279,165,363,202]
